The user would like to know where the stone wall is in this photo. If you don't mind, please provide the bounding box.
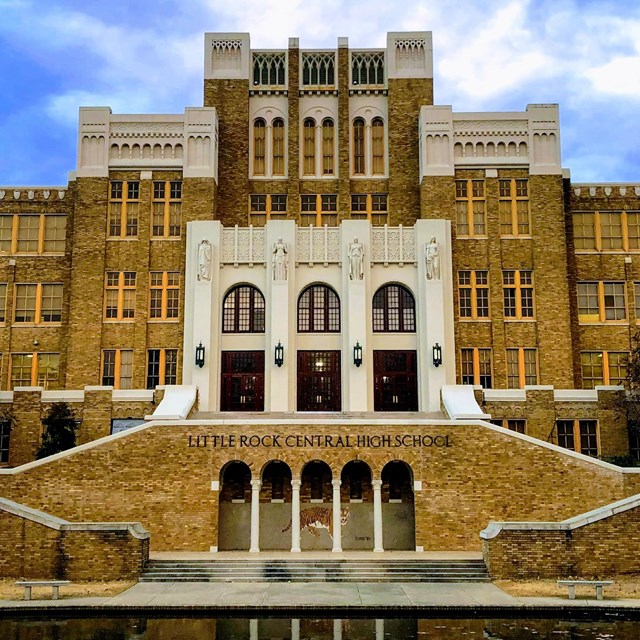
[482,495,640,578]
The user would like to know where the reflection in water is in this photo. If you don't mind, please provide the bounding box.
[1,617,640,639]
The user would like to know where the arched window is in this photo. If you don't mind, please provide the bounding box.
[223,285,265,333]
[272,118,285,176]
[303,118,316,176]
[253,119,266,175]
[372,284,415,332]
[353,118,365,175]
[322,118,334,175]
[298,284,340,332]
[371,118,385,175]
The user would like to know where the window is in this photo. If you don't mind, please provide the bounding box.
[455,180,486,237]
[298,285,340,332]
[490,418,526,434]
[503,270,534,319]
[14,283,63,324]
[102,349,133,389]
[371,118,385,175]
[556,419,599,457]
[249,194,287,226]
[222,285,265,333]
[104,272,136,321]
[253,118,266,175]
[352,118,365,175]
[351,51,385,87]
[322,119,334,175]
[0,419,9,463]
[351,194,388,226]
[0,214,66,254]
[301,52,335,87]
[147,348,178,388]
[149,272,179,321]
[0,283,7,322]
[152,181,181,238]
[372,284,416,332]
[108,181,139,238]
[303,118,316,176]
[580,351,627,388]
[506,348,538,388]
[577,282,626,322]
[573,211,640,251]
[499,179,530,236]
[458,271,489,319]
[460,348,493,388]
[272,119,285,176]
[252,52,286,87]
[300,194,338,227]
[352,116,386,177]
[10,353,60,389]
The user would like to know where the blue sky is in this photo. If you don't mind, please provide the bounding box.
[1,0,639,185]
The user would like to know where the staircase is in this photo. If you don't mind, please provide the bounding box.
[140,558,490,583]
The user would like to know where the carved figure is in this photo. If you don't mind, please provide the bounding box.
[272,237,288,281]
[348,237,364,280]
[425,236,440,280]
[197,239,212,282]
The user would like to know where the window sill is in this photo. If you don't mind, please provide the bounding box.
[12,323,63,328]
[458,318,491,322]
[503,318,537,323]
[455,236,488,240]
[349,498,363,503]
[310,499,324,503]
[103,319,137,324]
[300,175,338,180]
[147,319,180,324]
[271,499,285,503]
[151,237,181,241]
[249,175,289,180]
[578,321,629,326]
[500,235,532,240]
[231,499,246,504]
[106,237,139,241]
[350,175,389,180]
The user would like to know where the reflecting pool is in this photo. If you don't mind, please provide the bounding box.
[1,616,640,639]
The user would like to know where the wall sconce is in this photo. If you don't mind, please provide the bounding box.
[432,343,442,368]
[353,341,363,367]
[274,341,284,367]
[195,342,205,368]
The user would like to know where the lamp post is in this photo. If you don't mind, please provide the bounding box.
[274,341,284,367]
[195,342,206,368]
[353,341,363,367]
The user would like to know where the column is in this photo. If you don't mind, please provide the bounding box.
[375,619,384,640]
[291,479,301,552]
[332,479,343,552]
[291,619,300,640]
[249,619,258,640]
[333,619,342,640]
[372,479,384,552]
[250,479,261,553]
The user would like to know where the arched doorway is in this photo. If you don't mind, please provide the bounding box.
[381,461,415,550]
[299,460,334,550]
[259,460,292,550]
[340,460,374,550]
[218,461,251,550]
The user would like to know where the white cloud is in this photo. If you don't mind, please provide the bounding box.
[585,54,640,98]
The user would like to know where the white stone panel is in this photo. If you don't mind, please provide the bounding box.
[204,33,250,80]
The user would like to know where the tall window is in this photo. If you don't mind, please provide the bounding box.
[253,118,266,175]
[147,348,178,388]
[222,285,265,333]
[300,194,338,227]
[108,181,139,238]
[102,349,133,389]
[303,118,316,176]
[455,180,485,237]
[573,211,640,251]
[322,118,335,175]
[458,271,489,319]
[580,351,627,388]
[298,285,340,332]
[506,348,538,388]
[351,194,388,226]
[556,419,599,457]
[152,181,181,238]
[301,52,335,86]
[0,419,9,463]
[503,270,534,319]
[249,194,287,226]
[371,118,385,175]
[0,283,6,322]
[0,214,66,254]
[372,284,415,332]
[460,348,492,388]
[104,272,136,321]
[577,282,626,322]
[149,272,179,321]
[11,353,60,389]
[272,118,285,176]
[353,118,365,175]
[499,179,530,235]
[14,283,63,324]
[490,418,527,434]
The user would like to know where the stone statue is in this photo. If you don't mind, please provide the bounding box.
[197,239,212,282]
[272,237,288,281]
[425,236,440,280]
[348,237,364,281]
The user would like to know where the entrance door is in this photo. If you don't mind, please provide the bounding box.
[221,351,264,411]
[373,350,418,411]
[297,351,341,411]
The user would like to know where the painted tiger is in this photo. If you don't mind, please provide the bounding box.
[282,506,350,539]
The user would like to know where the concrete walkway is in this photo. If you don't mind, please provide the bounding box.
[2,581,640,611]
